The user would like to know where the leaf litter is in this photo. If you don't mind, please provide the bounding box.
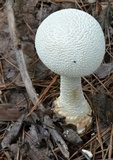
[0,0,113,159]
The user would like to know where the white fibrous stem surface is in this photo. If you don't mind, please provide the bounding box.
[54,76,92,133]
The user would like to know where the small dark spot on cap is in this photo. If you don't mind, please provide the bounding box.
[73,61,76,63]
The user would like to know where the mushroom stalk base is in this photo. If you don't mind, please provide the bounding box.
[54,76,92,134]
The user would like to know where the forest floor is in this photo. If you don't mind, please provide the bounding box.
[0,0,113,159]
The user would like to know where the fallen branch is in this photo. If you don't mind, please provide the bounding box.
[6,0,38,105]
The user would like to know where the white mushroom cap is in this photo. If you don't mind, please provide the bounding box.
[35,9,105,78]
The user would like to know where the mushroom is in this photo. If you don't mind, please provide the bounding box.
[35,9,105,134]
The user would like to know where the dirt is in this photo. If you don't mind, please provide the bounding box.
[0,0,113,160]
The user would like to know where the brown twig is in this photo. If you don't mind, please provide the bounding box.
[6,0,38,105]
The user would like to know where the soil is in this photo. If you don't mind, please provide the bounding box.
[0,0,113,160]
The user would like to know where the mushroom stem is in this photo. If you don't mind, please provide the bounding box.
[54,76,92,133]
